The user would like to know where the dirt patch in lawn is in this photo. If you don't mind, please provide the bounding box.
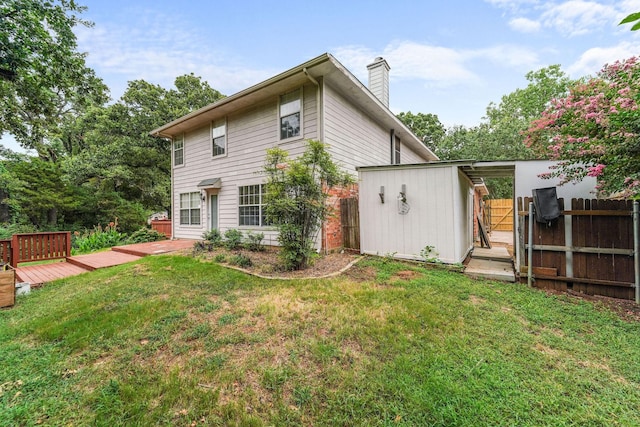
[187,246,362,279]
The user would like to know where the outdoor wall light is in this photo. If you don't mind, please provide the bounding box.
[379,186,385,203]
[200,190,206,201]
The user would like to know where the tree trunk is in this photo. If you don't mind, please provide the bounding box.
[47,207,57,226]
[0,189,10,223]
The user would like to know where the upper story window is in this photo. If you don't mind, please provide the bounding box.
[173,134,184,166]
[179,192,201,225]
[279,88,301,140]
[212,119,226,157]
[394,136,401,164]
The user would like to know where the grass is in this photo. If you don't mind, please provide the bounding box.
[1,255,639,426]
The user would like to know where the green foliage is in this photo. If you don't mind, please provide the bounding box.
[202,229,222,247]
[620,12,640,31]
[396,111,445,152]
[0,222,38,240]
[244,231,265,252]
[264,139,353,270]
[0,0,109,155]
[525,57,640,197]
[125,227,165,244]
[213,253,226,263]
[223,229,243,251]
[228,253,252,268]
[72,220,125,254]
[192,240,214,254]
[420,245,441,263]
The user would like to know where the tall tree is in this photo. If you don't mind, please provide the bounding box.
[0,0,108,159]
[63,74,224,231]
[525,56,640,198]
[397,112,445,154]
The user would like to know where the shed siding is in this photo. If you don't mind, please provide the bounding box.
[359,166,472,263]
[323,83,424,175]
[172,84,318,240]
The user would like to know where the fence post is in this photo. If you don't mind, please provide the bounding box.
[10,234,18,268]
[65,231,72,258]
[527,202,534,288]
[634,201,639,304]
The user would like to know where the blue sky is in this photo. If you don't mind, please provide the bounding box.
[4,0,640,151]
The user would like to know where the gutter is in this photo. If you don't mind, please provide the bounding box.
[150,53,332,138]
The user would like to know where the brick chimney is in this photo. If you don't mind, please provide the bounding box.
[367,57,390,107]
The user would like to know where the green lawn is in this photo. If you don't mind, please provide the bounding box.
[1,255,639,426]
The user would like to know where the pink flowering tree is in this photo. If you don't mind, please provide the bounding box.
[524,57,640,197]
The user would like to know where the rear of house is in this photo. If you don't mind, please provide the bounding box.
[151,53,437,249]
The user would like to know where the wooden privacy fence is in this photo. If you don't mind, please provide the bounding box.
[0,232,71,268]
[341,198,360,250]
[518,198,637,300]
[487,199,514,232]
[151,220,172,238]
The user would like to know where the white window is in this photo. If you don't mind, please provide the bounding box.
[238,184,269,226]
[211,119,226,157]
[392,135,401,165]
[173,134,184,166]
[279,89,301,140]
[179,192,201,225]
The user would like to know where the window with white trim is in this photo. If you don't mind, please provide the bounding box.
[173,134,184,166]
[179,192,201,225]
[238,184,269,226]
[211,119,226,157]
[279,89,301,140]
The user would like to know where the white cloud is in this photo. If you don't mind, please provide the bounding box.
[567,41,640,77]
[509,17,541,33]
[335,42,479,88]
[471,45,540,68]
[75,11,272,99]
[540,1,618,36]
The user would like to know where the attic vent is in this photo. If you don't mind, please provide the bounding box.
[367,57,390,107]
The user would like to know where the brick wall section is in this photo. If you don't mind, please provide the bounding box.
[322,183,359,252]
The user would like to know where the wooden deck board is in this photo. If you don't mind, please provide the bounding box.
[16,262,89,285]
[15,239,195,286]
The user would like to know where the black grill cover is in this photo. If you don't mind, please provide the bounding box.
[532,187,561,223]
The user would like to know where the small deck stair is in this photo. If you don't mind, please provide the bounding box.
[465,246,516,282]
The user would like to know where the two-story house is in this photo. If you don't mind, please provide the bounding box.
[151,53,438,251]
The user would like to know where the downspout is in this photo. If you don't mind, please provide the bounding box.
[304,67,329,254]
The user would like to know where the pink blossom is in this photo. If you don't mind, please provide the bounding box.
[586,164,605,177]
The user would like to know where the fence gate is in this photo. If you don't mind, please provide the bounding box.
[341,198,360,250]
[487,199,514,231]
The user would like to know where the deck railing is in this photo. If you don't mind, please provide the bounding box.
[8,232,72,267]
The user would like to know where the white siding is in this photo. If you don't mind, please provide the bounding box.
[359,165,473,264]
[172,84,318,240]
[323,83,425,175]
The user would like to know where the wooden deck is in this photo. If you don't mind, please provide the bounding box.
[15,239,196,286]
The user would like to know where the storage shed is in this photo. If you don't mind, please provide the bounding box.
[357,162,475,264]
[358,160,598,266]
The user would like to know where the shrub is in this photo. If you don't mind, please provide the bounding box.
[213,253,226,263]
[263,140,353,270]
[202,229,222,247]
[192,240,214,254]
[228,253,252,268]
[72,220,125,254]
[244,231,265,252]
[224,229,243,251]
[0,223,38,240]
[126,227,166,244]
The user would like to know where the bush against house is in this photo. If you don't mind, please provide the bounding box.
[263,140,353,270]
